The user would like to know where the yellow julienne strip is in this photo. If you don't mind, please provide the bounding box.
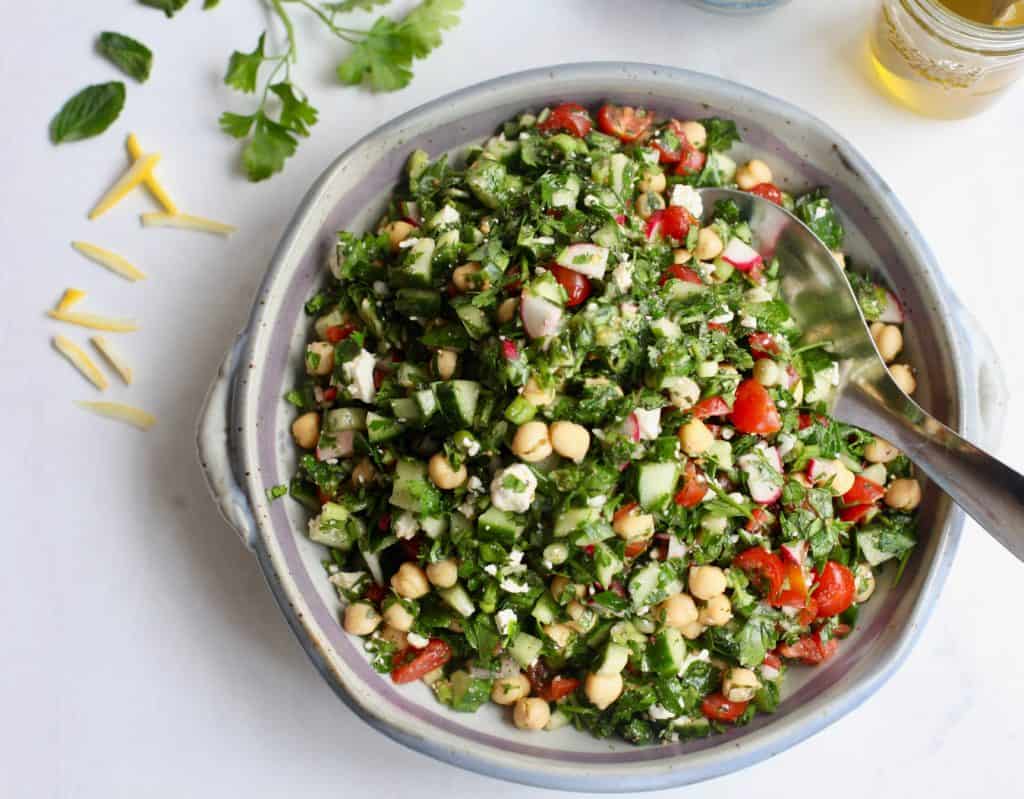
[89,153,161,220]
[71,241,146,281]
[56,288,87,312]
[140,212,237,236]
[47,310,138,332]
[75,401,156,431]
[127,134,179,215]
[53,335,108,390]
[90,336,133,384]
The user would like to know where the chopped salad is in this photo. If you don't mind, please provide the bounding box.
[279,102,920,744]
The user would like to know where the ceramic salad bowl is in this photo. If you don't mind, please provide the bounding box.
[197,63,1005,792]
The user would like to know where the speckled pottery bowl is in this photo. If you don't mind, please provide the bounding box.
[197,63,1005,792]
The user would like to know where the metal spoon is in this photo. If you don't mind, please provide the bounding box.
[698,187,1024,562]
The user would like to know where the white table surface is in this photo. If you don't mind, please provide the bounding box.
[4,1,1023,796]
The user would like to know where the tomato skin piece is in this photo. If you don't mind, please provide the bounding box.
[701,692,749,723]
[549,264,592,307]
[842,475,885,505]
[812,561,856,618]
[538,676,581,702]
[325,323,356,343]
[749,183,783,205]
[839,503,877,525]
[778,631,838,665]
[391,638,452,684]
[675,145,707,176]
[692,395,731,419]
[661,205,696,240]
[624,539,650,559]
[747,332,780,359]
[597,104,653,142]
[613,501,639,525]
[538,103,592,137]
[660,263,703,286]
[763,652,782,671]
[730,378,782,434]
[674,461,707,508]
[744,507,771,533]
[733,547,785,601]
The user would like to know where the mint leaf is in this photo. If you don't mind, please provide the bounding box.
[225,33,267,93]
[242,114,298,181]
[140,0,190,16]
[50,82,126,144]
[270,83,319,136]
[701,117,741,152]
[97,32,153,83]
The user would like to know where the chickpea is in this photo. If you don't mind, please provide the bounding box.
[736,159,773,191]
[680,620,706,640]
[584,672,624,710]
[885,478,922,511]
[452,262,488,292]
[636,192,665,220]
[523,376,556,407]
[497,297,519,324]
[383,220,415,251]
[291,412,320,449]
[612,507,656,541]
[435,349,458,380]
[659,593,699,630]
[854,563,876,603]
[566,600,590,632]
[699,594,733,627]
[428,452,467,490]
[723,668,761,703]
[492,673,530,706]
[391,562,430,599]
[513,697,551,730]
[378,625,408,648]
[678,418,715,456]
[511,421,553,462]
[351,458,376,488]
[306,342,334,376]
[672,248,693,264]
[638,170,667,194]
[426,558,459,589]
[890,363,917,395]
[550,576,585,602]
[343,602,381,636]
[694,227,724,261]
[382,601,415,632]
[550,421,590,463]
[865,437,899,464]
[678,120,707,149]
[870,322,904,364]
[752,359,781,388]
[689,565,727,600]
[544,623,574,650]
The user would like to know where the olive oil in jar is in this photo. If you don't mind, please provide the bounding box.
[938,0,1024,26]
[870,0,1024,118]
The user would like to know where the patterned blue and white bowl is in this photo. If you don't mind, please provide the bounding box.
[197,63,1004,792]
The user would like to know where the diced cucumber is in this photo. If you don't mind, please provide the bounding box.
[314,307,345,339]
[504,396,537,425]
[455,304,492,340]
[395,237,435,287]
[571,520,614,546]
[543,542,569,565]
[545,708,571,731]
[592,220,620,249]
[308,502,355,549]
[357,297,384,338]
[466,158,509,210]
[706,439,733,470]
[324,407,367,432]
[484,134,519,161]
[531,592,559,625]
[596,642,630,675]
[366,411,405,443]
[435,380,480,426]
[397,362,430,388]
[420,516,448,539]
[389,398,421,424]
[857,527,914,567]
[449,511,473,537]
[592,541,624,588]
[530,271,566,307]
[610,620,647,647]
[637,462,679,510]
[390,459,427,510]
[667,280,706,300]
[438,584,475,617]
[477,506,524,545]
[508,632,543,668]
[413,388,437,421]
[549,174,581,209]
[627,562,662,610]
[554,507,599,537]
[648,628,686,677]
[609,152,632,196]
[395,288,441,318]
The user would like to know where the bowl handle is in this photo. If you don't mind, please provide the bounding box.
[946,295,1008,450]
[196,334,259,551]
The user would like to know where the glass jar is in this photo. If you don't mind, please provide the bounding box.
[870,0,1024,118]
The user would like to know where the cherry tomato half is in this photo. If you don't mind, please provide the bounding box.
[597,104,653,142]
[747,332,781,359]
[674,144,707,177]
[660,263,704,286]
[662,205,696,241]
[733,547,784,601]
[538,103,592,137]
[537,676,581,702]
[777,631,839,665]
[730,378,782,435]
[391,638,452,684]
[325,323,356,343]
[692,395,731,419]
[842,475,885,506]
[624,539,650,559]
[839,503,878,525]
[549,264,592,307]
[812,561,856,618]
[674,461,707,508]
[749,183,783,205]
[701,692,749,723]
[744,507,772,533]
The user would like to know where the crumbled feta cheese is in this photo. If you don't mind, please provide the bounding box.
[701,488,717,503]
[495,608,517,636]
[740,314,757,329]
[430,205,460,229]
[394,511,419,540]
[490,463,538,513]
[398,237,419,249]
[669,184,703,218]
[587,495,607,508]
[762,664,781,681]
[465,440,481,457]
[484,564,499,576]
[648,704,677,721]
[709,308,735,325]
[458,501,477,519]
[467,476,483,493]
[777,433,797,458]
[499,578,529,594]
[342,349,377,403]
[612,261,633,293]
[508,550,524,566]
[407,632,430,649]
[328,571,366,592]
[667,536,688,560]
[721,426,735,440]
[633,407,662,441]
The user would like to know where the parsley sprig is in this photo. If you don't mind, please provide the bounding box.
[219,0,463,181]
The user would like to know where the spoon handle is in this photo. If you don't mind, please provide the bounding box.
[842,384,1024,562]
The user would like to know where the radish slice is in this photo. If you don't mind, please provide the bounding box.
[877,288,905,323]
[721,238,763,273]
[645,211,664,241]
[501,339,519,360]
[623,412,641,442]
[738,443,783,504]
[317,430,354,461]
[520,291,563,339]
[781,540,808,565]
[555,243,609,279]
